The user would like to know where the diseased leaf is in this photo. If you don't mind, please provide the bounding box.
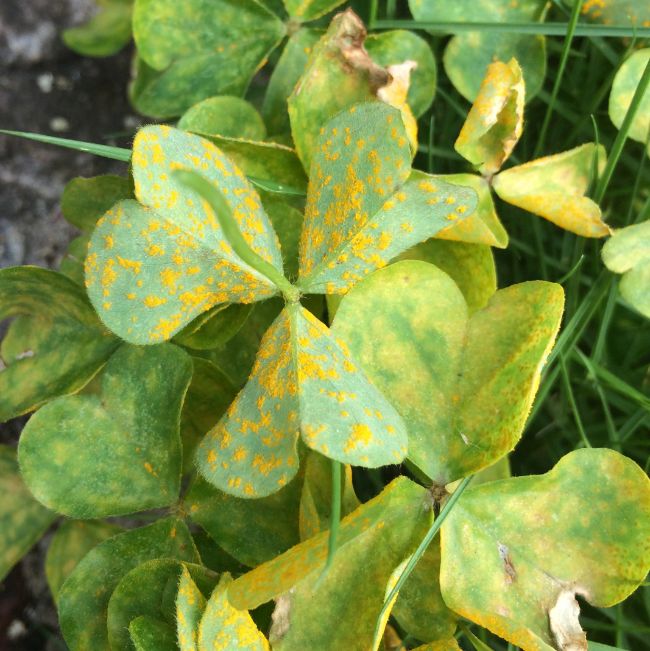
[332,261,564,484]
[58,518,199,651]
[440,449,650,651]
[61,175,133,232]
[0,267,119,422]
[298,103,477,294]
[455,59,524,176]
[178,96,267,141]
[63,0,133,57]
[288,10,392,170]
[130,616,177,651]
[575,0,650,26]
[365,30,437,119]
[197,304,407,498]
[177,565,207,651]
[0,445,55,581]
[85,125,283,344]
[107,559,217,651]
[185,470,303,566]
[263,29,322,136]
[18,343,192,518]
[602,219,650,318]
[229,477,429,651]
[299,451,359,540]
[198,573,269,651]
[132,0,285,117]
[609,48,650,145]
[46,520,121,603]
[492,143,610,238]
[396,238,497,315]
[283,0,346,21]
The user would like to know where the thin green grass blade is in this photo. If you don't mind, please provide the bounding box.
[324,460,342,573]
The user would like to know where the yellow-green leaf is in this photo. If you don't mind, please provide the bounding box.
[177,566,207,651]
[440,449,650,651]
[0,445,56,581]
[197,304,407,497]
[130,616,177,651]
[283,0,345,21]
[602,219,650,318]
[332,261,564,484]
[85,125,283,344]
[455,59,524,176]
[492,143,611,238]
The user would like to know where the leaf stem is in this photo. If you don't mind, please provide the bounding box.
[173,170,299,301]
[371,475,473,649]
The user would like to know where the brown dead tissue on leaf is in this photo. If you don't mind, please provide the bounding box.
[270,591,293,642]
[549,589,588,651]
[335,9,391,91]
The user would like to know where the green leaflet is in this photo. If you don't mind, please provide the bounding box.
[288,11,391,170]
[299,451,359,541]
[57,518,199,651]
[130,616,177,651]
[46,520,122,602]
[412,641,462,651]
[283,0,346,21]
[61,175,134,232]
[197,304,408,498]
[409,0,547,102]
[229,477,429,650]
[0,445,55,581]
[365,29,437,119]
[0,267,119,422]
[60,234,92,285]
[262,28,322,136]
[107,559,218,651]
[177,566,207,651]
[440,449,650,651]
[185,470,303,566]
[173,304,253,351]
[602,219,650,318]
[332,261,564,485]
[298,103,477,294]
[262,195,304,281]
[178,96,267,141]
[85,125,283,344]
[574,0,650,26]
[492,143,611,238]
[396,239,497,314]
[63,0,133,57]
[609,48,650,145]
[132,0,285,118]
[18,344,192,518]
[179,358,237,473]
[454,59,524,176]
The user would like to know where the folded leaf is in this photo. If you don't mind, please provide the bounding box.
[86,126,283,344]
[173,304,253,351]
[177,566,207,651]
[130,616,177,651]
[492,143,610,237]
[0,268,119,422]
[602,219,650,318]
[178,96,267,141]
[455,59,524,176]
[46,520,121,603]
[132,0,285,117]
[229,477,429,651]
[18,344,192,517]
[197,304,407,497]
[332,261,564,485]
[609,48,650,144]
[107,559,217,651]
[199,573,269,650]
[0,445,55,581]
[283,0,345,21]
[58,518,199,651]
[440,448,650,651]
[298,103,477,294]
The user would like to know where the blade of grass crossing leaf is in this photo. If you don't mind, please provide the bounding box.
[459,622,494,651]
[247,176,306,197]
[0,129,131,161]
[368,0,378,28]
[559,355,592,448]
[535,0,583,157]
[592,282,618,364]
[594,57,650,203]
[324,460,341,573]
[371,475,473,650]
[173,169,298,301]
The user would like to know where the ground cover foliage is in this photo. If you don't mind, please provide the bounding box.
[1,0,650,649]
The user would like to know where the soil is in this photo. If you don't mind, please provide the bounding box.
[0,1,137,648]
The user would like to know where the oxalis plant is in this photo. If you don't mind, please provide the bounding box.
[1,3,650,651]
